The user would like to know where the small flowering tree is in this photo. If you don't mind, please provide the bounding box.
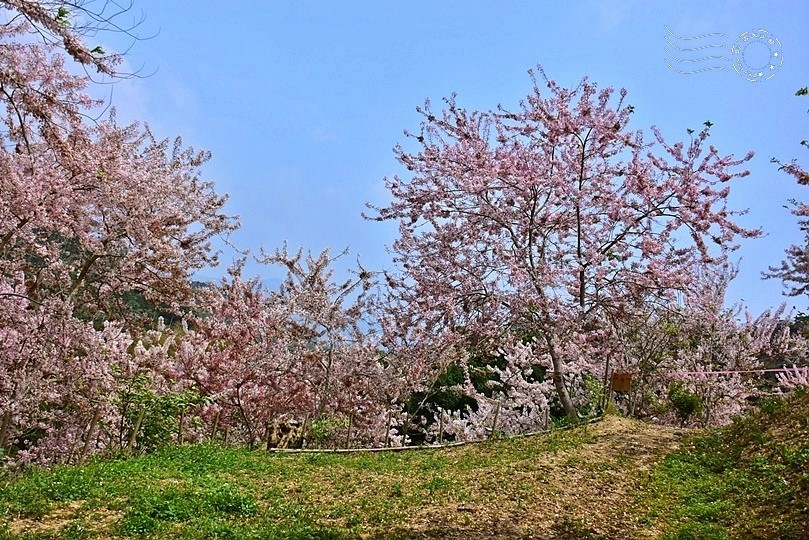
[171,248,389,448]
[617,263,806,425]
[169,267,302,448]
[259,246,388,446]
[437,340,556,441]
[368,67,760,422]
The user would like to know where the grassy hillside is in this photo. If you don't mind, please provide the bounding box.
[639,389,809,539]
[0,391,806,539]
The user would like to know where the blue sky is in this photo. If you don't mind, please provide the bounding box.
[104,0,809,316]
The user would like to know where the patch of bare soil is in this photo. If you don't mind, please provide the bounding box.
[9,501,121,539]
[378,416,689,540]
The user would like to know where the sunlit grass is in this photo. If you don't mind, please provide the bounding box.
[640,389,809,539]
[0,427,595,539]
[2,394,805,539]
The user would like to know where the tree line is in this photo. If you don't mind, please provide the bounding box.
[1,1,807,467]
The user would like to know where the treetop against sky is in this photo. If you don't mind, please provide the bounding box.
[12,0,809,313]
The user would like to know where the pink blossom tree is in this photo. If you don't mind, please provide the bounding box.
[368,67,760,422]
[615,263,803,426]
[1,0,140,75]
[765,87,809,295]
[170,248,389,449]
[0,2,236,465]
[259,246,383,429]
[168,265,305,448]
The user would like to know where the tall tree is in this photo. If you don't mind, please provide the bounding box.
[0,1,237,465]
[368,68,760,421]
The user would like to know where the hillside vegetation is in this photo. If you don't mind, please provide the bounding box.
[641,389,809,539]
[0,391,806,539]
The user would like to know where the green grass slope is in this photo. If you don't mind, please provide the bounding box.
[0,417,684,539]
[0,391,806,539]
[640,389,809,539]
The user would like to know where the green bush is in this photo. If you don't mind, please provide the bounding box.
[116,373,209,453]
[668,383,702,425]
[307,416,349,447]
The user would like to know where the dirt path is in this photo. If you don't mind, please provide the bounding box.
[384,416,689,540]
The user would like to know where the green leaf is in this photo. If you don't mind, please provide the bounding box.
[55,6,70,26]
